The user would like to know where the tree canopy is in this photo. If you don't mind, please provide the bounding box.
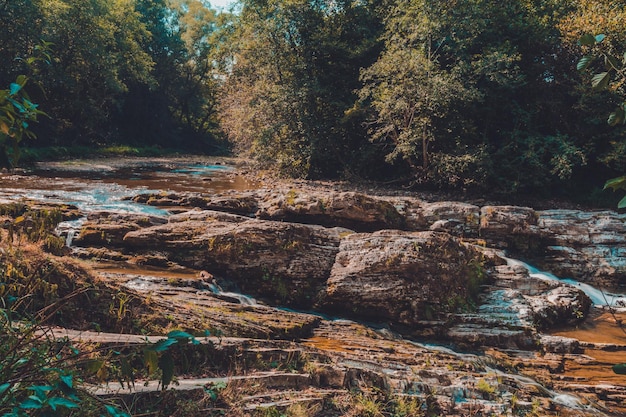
[1,0,625,203]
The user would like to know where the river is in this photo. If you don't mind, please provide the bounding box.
[2,156,625,414]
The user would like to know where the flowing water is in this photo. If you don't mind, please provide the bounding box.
[0,158,257,245]
[505,257,626,308]
[0,158,256,215]
[1,157,624,413]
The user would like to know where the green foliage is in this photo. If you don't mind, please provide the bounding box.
[0,205,63,246]
[0,205,206,415]
[219,0,383,178]
[2,0,625,199]
[491,133,587,194]
[0,71,48,168]
[1,245,108,417]
[604,175,626,209]
[1,0,225,151]
[577,33,626,211]
[358,0,481,178]
[612,363,626,374]
[577,33,626,126]
[476,378,497,398]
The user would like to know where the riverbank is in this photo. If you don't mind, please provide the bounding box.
[1,156,626,416]
[24,152,624,210]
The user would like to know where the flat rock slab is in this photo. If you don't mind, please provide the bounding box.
[90,372,312,396]
[101,272,322,339]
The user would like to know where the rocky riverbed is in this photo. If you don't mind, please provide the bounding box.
[2,157,626,416]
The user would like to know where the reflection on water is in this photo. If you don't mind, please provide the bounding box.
[0,179,169,215]
[0,159,257,215]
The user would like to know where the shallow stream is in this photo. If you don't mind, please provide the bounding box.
[1,157,625,411]
[0,157,255,214]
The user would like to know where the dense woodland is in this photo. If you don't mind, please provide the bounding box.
[1,0,625,202]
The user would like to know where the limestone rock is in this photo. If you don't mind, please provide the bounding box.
[421,201,480,237]
[123,214,342,308]
[130,192,258,216]
[479,205,539,250]
[320,231,486,326]
[73,211,167,247]
[479,206,626,288]
[257,190,405,231]
[527,284,591,330]
[539,335,581,354]
[536,210,626,287]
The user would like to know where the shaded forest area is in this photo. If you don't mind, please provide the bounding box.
[1,0,625,203]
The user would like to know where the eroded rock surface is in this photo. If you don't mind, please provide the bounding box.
[123,212,342,307]
[320,231,486,326]
[73,211,167,246]
[257,190,406,231]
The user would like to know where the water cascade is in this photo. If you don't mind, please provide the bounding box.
[206,280,258,306]
[408,341,605,414]
[505,257,626,308]
[55,218,86,247]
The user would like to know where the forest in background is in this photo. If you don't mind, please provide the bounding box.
[1,0,625,203]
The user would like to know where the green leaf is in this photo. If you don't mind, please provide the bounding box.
[105,404,132,417]
[577,56,593,71]
[604,176,626,191]
[19,397,43,409]
[29,385,53,401]
[167,330,193,339]
[578,34,596,46]
[0,383,10,396]
[60,374,73,389]
[613,363,626,374]
[158,351,175,389]
[605,54,621,71]
[48,397,79,411]
[143,349,159,375]
[86,359,105,374]
[595,34,606,43]
[167,330,199,345]
[608,107,625,126]
[9,83,21,96]
[619,195,626,209]
[148,338,178,352]
[591,72,611,90]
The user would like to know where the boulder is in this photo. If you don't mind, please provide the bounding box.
[257,190,405,231]
[536,210,626,287]
[123,213,343,308]
[421,201,480,237]
[479,205,539,250]
[319,231,487,326]
[130,192,258,216]
[73,211,167,247]
[478,207,626,288]
[526,284,591,330]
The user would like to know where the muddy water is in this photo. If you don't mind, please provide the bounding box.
[547,309,626,389]
[0,157,257,214]
[552,309,626,345]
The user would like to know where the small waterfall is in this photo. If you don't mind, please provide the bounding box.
[55,218,86,248]
[207,280,257,306]
[219,291,258,306]
[407,340,604,414]
[484,367,606,415]
[505,257,626,308]
[65,229,76,247]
